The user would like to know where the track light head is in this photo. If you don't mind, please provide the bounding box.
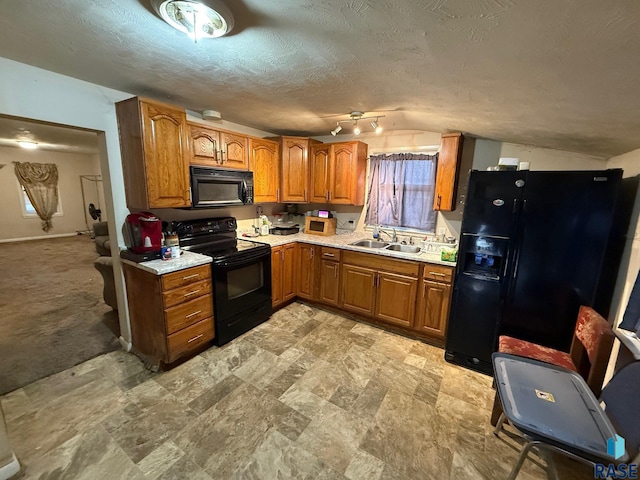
[371,119,383,134]
[330,123,342,136]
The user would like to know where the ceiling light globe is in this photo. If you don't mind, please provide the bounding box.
[17,141,38,150]
[151,0,234,39]
[353,125,361,135]
[375,125,383,134]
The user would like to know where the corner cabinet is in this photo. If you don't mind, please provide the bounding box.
[121,263,215,366]
[188,122,249,170]
[250,138,280,203]
[309,141,368,205]
[433,133,463,211]
[116,97,191,209]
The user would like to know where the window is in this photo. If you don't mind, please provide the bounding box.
[365,153,438,231]
[19,183,63,218]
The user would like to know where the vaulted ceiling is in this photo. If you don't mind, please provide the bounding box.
[0,0,639,158]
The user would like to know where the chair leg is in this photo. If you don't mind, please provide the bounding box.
[508,441,538,480]
[490,392,503,426]
[493,412,506,436]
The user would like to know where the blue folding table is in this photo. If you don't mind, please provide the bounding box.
[492,353,627,479]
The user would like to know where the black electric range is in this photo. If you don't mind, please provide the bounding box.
[176,217,272,345]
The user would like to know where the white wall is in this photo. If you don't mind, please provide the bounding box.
[473,139,608,171]
[0,146,101,241]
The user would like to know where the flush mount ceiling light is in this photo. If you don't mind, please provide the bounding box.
[151,0,234,41]
[330,112,385,136]
[17,140,38,150]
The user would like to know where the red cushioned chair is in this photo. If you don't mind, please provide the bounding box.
[490,305,615,425]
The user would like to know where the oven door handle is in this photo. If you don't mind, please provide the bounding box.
[213,249,270,268]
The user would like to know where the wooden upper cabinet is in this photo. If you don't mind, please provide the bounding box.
[189,124,221,166]
[188,123,249,170]
[310,141,368,205]
[433,133,463,211]
[116,97,191,209]
[279,137,311,203]
[250,138,280,203]
[309,144,330,203]
[220,131,249,170]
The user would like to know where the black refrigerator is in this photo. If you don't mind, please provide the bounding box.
[445,169,624,375]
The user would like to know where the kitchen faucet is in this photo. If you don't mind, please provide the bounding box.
[379,227,398,243]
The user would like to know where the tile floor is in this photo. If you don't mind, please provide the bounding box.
[2,303,592,479]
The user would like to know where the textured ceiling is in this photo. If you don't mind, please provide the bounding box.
[0,0,639,158]
[0,116,99,154]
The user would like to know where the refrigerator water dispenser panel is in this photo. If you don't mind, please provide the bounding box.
[460,234,509,280]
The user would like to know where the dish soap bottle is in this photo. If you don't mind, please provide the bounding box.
[259,215,270,236]
[372,225,380,239]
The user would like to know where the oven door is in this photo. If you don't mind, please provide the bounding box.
[211,249,272,321]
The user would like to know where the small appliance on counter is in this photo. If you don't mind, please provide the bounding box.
[269,223,300,235]
[305,216,337,236]
[122,212,163,261]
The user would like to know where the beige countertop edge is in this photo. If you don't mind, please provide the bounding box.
[121,250,213,275]
[243,232,457,267]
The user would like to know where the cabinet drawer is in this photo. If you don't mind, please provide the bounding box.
[320,247,341,261]
[163,278,212,308]
[165,293,213,335]
[342,251,419,277]
[167,317,215,363]
[422,264,454,284]
[162,264,211,290]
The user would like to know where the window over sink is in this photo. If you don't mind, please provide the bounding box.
[364,153,437,232]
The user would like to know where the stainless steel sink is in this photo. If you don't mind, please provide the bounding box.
[350,240,389,248]
[384,244,421,254]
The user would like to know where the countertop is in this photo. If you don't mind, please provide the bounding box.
[242,231,457,267]
[121,232,457,276]
[121,250,212,275]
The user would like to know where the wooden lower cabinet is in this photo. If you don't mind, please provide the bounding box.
[375,272,418,328]
[272,244,296,308]
[122,263,215,365]
[414,264,454,342]
[340,264,376,316]
[319,259,340,306]
[296,243,315,300]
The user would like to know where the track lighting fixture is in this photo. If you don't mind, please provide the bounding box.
[329,112,385,136]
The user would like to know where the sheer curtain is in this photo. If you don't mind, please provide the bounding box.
[14,162,59,232]
[365,153,437,231]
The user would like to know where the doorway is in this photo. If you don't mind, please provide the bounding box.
[0,115,120,395]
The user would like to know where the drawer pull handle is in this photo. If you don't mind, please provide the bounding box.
[187,333,204,343]
[323,253,335,257]
[183,289,201,297]
[185,310,202,319]
[183,274,200,280]
[429,272,446,277]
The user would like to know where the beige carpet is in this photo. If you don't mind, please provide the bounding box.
[0,235,120,395]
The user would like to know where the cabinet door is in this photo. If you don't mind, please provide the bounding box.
[415,280,451,339]
[375,272,418,328]
[281,137,309,202]
[189,124,221,166]
[309,144,330,203]
[297,244,315,300]
[282,243,297,302]
[319,260,340,306]
[271,247,283,307]
[140,101,191,208]
[340,264,376,316]
[250,138,280,203]
[433,133,463,211]
[329,143,355,204]
[220,131,249,170]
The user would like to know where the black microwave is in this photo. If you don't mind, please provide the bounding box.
[190,166,254,208]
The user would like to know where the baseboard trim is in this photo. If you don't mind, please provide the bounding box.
[0,454,20,480]
[0,233,79,244]
[119,336,132,352]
